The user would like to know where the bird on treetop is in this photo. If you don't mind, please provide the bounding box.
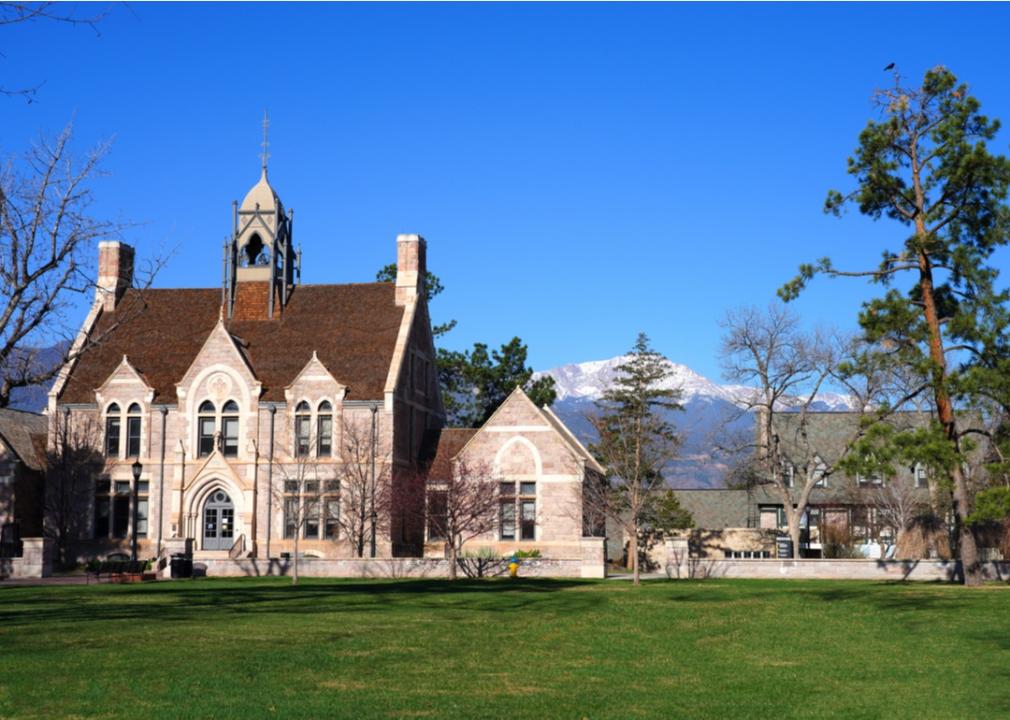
[883,62,896,71]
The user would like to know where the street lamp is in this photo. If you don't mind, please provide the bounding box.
[131,460,143,562]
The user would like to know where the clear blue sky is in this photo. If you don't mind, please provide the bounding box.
[4,3,1010,380]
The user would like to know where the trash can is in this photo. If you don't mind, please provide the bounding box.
[170,554,193,579]
[775,537,794,559]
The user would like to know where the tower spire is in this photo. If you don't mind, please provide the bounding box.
[259,110,270,176]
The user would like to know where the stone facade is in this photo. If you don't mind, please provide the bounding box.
[0,410,47,553]
[50,172,444,566]
[42,168,601,579]
[423,388,606,572]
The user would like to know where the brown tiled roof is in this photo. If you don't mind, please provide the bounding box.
[59,283,404,404]
[0,408,48,471]
[422,428,479,479]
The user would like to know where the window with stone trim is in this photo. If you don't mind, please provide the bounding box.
[324,494,340,539]
[136,480,149,538]
[295,401,311,457]
[499,482,516,540]
[282,478,334,540]
[427,490,447,541]
[221,400,239,457]
[126,403,142,457]
[198,400,216,457]
[94,477,146,539]
[499,481,536,541]
[317,401,333,457]
[104,403,121,458]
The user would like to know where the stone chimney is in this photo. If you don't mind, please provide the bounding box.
[395,234,426,306]
[96,241,135,312]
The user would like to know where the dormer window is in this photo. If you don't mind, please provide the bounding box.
[780,462,795,488]
[222,400,240,457]
[126,403,142,457]
[105,403,121,458]
[317,401,333,457]
[198,401,216,457]
[295,401,311,457]
[813,456,828,488]
[857,471,883,486]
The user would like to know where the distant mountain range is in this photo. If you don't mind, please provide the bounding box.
[537,355,855,488]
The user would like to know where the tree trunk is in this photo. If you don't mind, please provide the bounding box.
[630,524,640,586]
[292,533,299,586]
[448,542,457,581]
[952,465,982,585]
[911,159,980,586]
[789,520,802,560]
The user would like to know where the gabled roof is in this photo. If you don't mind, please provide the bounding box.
[59,283,404,404]
[423,387,604,479]
[423,428,480,478]
[0,408,47,472]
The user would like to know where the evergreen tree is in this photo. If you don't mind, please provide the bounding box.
[439,338,557,428]
[781,67,1010,585]
[375,263,456,338]
[586,333,682,585]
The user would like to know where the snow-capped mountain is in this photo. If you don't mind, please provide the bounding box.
[537,355,855,488]
[539,355,855,411]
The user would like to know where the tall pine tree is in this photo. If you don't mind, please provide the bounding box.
[782,67,1010,585]
[587,333,682,585]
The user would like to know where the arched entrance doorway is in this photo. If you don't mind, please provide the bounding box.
[202,489,235,551]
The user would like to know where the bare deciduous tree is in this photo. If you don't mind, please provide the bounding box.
[1,2,109,102]
[845,476,933,558]
[44,409,103,567]
[272,449,330,586]
[425,457,499,581]
[719,304,888,558]
[0,124,164,407]
[333,412,391,558]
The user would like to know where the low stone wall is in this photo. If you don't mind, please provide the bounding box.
[664,556,1010,582]
[185,556,591,580]
[0,538,53,579]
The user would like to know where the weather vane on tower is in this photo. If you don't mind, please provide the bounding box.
[260,109,270,174]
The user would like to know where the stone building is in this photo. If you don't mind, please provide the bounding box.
[46,162,604,575]
[50,164,443,563]
[423,388,606,573]
[0,409,48,555]
[673,412,941,560]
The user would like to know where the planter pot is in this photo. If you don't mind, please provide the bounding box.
[114,573,145,584]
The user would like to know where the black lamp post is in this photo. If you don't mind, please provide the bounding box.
[131,460,143,562]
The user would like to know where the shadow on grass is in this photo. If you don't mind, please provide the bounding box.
[661,579,970,615]
[0,577,603,628]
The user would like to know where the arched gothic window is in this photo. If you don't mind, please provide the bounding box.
[317,401,333,457]
[295,401,311,457]
[126,403,142,457]
[105,403,121,458]
[221,400,239,457]
[198,400,216,457]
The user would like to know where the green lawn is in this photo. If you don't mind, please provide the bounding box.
[1,577,1008,719]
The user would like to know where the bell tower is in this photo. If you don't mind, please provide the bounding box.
[223,112,299,320]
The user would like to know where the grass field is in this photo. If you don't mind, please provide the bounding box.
[1,577,1008,719]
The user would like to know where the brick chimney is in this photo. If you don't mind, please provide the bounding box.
[96,241,135,312]
[395,234,426,306]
